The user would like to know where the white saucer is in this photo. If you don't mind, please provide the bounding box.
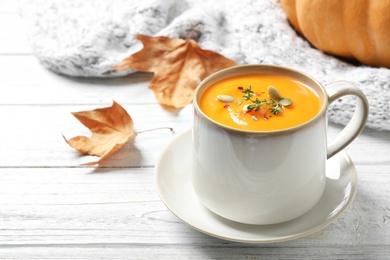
[155,129,357,243]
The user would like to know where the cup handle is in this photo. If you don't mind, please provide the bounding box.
[326,81,369,159]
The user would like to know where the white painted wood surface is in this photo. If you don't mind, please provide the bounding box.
[1,1,390,259]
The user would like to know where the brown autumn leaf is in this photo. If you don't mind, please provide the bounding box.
[114,34,237,108]
[63,101,137,165]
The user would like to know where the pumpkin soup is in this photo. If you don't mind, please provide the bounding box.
[199,74,321,131]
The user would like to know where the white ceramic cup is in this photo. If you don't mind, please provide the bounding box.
[192,64,369,225]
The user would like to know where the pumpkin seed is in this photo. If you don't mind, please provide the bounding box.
[268,86,282,100]
[279,98,293,107]
[217,94,236,103]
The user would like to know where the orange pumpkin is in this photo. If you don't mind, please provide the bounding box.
[280,0,390,68]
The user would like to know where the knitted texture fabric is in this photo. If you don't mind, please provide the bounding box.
[19,0,390,130]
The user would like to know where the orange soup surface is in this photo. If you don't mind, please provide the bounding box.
[199,74,321,131]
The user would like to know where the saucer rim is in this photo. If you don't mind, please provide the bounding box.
[155,129,358,243]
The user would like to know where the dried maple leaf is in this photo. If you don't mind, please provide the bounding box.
[63,101,137,165]
[114,34,237,108]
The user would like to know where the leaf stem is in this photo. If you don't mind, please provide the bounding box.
[187,21,200,40]
[137,127,174,134]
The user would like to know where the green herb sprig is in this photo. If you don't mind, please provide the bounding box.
[242,86,254,101]
[240,86,292,116]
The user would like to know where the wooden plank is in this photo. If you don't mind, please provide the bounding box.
[0,245,389,260]
[0,55,156,105]
[333,126,390,166]
[0,14,32,54]
[0,167,389,249]
[0,104,193,167]
[0,168,206,245]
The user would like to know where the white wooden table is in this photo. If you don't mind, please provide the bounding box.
[1,2,390,259]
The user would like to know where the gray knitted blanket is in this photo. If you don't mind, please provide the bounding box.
[19,0,390,131]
